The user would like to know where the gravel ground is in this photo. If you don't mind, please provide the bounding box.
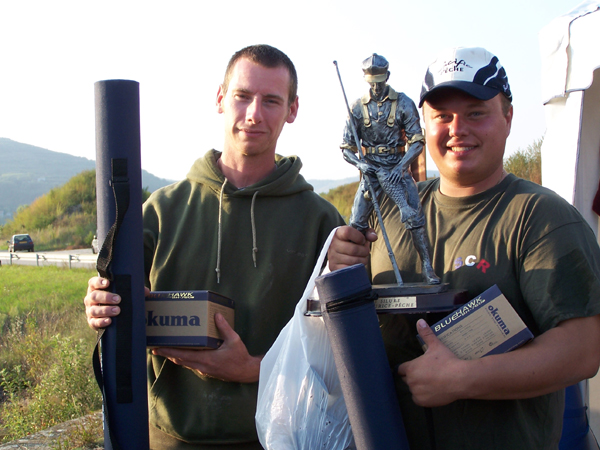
[0,412,103,450]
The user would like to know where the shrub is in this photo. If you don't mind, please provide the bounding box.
[320,181,360,222]
[504,138,543,184]
[0,266,102,444]
[0,332,100,436]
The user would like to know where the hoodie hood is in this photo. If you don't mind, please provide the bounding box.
[186,149,314,197]
[183,149,318,283]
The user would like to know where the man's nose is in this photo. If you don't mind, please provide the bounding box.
[246,97,263,123]
[449,115,468,137]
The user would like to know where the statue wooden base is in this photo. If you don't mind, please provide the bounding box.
[373,283,468,314]
[305,283,467,317]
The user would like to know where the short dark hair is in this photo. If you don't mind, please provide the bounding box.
[221,44,298,105]
[499,94,512,117]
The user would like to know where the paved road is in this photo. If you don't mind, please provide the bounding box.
[0,249,97,269]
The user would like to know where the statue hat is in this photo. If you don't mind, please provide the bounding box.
[362,53,389,83]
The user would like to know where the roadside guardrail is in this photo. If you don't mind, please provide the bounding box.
[0,251,98,269]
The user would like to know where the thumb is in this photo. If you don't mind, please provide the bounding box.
[214,313,236,341]
[365,228,378,242]
[416,318,438,351]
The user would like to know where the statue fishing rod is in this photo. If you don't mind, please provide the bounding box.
[333,61,403,285]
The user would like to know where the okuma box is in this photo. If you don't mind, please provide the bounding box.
[145,291,235,349]
[418,284,533,360]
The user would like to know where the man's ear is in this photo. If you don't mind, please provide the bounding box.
[505,104,514,138]
[216,85,225,114]
[286,96,299,124]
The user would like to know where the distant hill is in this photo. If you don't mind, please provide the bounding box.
[308,176,359,194]
[0,169,153,251]
[0,137,434,226]
[0,138,174,224]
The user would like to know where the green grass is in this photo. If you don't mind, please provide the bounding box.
[0,265,103,447]
[0,265,93,321]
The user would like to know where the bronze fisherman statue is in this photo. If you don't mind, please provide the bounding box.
[340,54,440,285]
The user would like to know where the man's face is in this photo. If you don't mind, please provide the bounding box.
[423,89,512,194]
[217,58,298,159]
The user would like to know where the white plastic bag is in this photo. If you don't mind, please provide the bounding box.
[256,228,354,450]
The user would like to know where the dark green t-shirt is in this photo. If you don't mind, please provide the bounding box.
[371,174,600,450]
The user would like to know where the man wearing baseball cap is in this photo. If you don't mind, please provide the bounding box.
[329,47,600,449]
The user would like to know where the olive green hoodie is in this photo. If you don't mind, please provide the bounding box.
[142,150,344,446]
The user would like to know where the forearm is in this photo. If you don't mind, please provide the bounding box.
[401,315,600,407]
[458,315,600,400]
[400,142,423,168]
[342,147,360,167]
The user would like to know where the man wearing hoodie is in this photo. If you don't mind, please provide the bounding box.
[85,44,344,449]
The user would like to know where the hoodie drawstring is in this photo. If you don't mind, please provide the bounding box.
[251,191,259,267]
[215,178,227,284]
[215,179,261,283]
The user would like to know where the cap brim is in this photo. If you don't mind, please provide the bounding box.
[419,81,500,107]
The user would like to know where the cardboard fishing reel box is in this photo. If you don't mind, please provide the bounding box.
[418,285,533,360]
[145,291,235,349]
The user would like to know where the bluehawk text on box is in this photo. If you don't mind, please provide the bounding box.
[419,285,533,360]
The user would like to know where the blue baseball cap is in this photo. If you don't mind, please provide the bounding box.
[419,47,512,107]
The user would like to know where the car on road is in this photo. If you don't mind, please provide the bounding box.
[7,234,34,252]
[91,235,99,254]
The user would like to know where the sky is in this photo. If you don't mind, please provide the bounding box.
[0,0,586,182]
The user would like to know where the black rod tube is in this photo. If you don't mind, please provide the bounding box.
[316,264,410,450]
[94,79,149,450]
